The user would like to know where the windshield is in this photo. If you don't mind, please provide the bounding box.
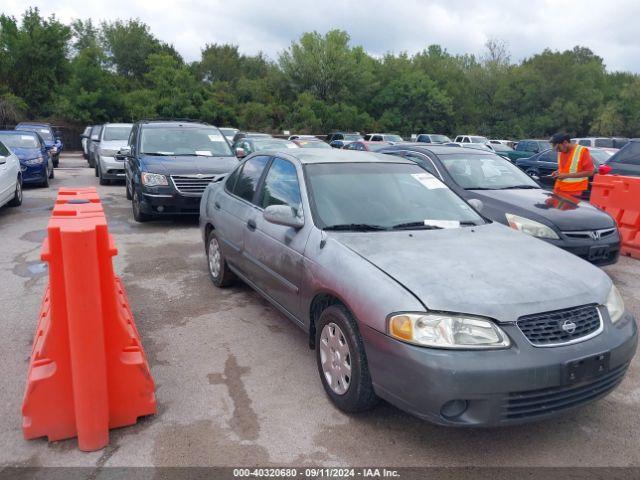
[219,128,238,137]
[305,162,484,230]
[0,133,39,149]
[440,153,539,190]
[384,134,404,142]
[430,135,451,143]
[253,140,299,151]
[103,125,132,141]
[297,141,331,149]
[140,127,233,156]
[491,143,513,152]
[470,136,489,143]
[344,134,363,141]
[538,141,552,150]
[17,125,52,141]
[589,149,613,165]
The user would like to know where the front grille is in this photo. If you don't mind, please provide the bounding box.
[562,228,617,240]
[170,175,216,195]
[517,305,602,346]
[502,363,629,420]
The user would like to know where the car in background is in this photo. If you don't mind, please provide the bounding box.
[501,139,552,163]
[343,141,393,152]
[599,139,640,177]
[489,142,516,158]
[95,123,134,185]
[454,135,489,145]
[121,120,239,222]
[325,132,363,149]
[0,139,23,208]
[231,132,272,144]
[489,139,516,148]
[200,147,636,426]
[288,135,318,141]
[87,124,103,168]
[291,139,331,149]
[0,131,54,187]
[15,123,62,168]
[572,137,616,149]
[415,133,452,144]
[363,133,404,143]
[80,125,92,160]
[218,127,239,144]
[379,144,620,266]
[612,137,630,149]
[233,138,299,158]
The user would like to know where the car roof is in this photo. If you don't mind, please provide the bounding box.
[257,148,414,165]
[103,123,133,127]
[138,121,211,129]
[0,129,38,135]
[17,122,51,127]
[383,142,495,156]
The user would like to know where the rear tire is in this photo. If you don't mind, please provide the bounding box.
[206,229,236,287]
[132,189,151,222]
[98,166,109,185]
[8,177,23,207]
[315,305,379,413]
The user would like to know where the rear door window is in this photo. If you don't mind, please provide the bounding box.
[232,155,270,203]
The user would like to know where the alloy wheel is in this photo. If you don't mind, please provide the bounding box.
[208,236,221,279]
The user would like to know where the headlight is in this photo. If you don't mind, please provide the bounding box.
[605,285,625,324]
[24,156,44,165]
[388,312,511,349]
[505,213,559,239]
[141,172,168,187]
[99,148,118,157]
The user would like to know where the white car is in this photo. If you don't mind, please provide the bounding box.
[0,140,22,209]
[571,137,616,149]
[95,123,134,185]
[363,133,404,143]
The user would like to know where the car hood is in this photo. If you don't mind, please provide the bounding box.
[9,147,41,161]
[140,155,239,175]
[468,188,615,230]
[331,223,611,323]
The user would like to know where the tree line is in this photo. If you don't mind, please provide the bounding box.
[1,7,640,138]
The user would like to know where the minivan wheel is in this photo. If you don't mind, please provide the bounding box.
[132,190,151,222]
[125,178,132,200]
[206,230,236,287]
[315,305,378,413]
[8,177,22,207]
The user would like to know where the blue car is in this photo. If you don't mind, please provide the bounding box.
[15,122,63,167]
[0,130,54,187]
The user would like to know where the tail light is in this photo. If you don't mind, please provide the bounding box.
[599,164,612,175]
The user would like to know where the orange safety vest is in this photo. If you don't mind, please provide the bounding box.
[555,145,588,193]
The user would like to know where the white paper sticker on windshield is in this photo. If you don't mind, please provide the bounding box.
[208,134,224,141]
[195,150,212,156]
[424,219,460,229]
[411,173,446,189]
[40,129,49,133]
[21,135,33,140]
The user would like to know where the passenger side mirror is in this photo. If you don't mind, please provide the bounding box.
[91,134,100,141]
[0,156,6,165]
[115,146,131,160]
[468,198,484,212]
[263,205,304,229]
[235,147,246,158]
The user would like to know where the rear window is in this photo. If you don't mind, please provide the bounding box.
[232,156,269,202]
[609,142,640,166]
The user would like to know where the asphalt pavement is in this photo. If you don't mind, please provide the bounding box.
[0,153,639,471]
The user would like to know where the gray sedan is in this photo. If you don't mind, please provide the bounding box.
[199,149,637,426]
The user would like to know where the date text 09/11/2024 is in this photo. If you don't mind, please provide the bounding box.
[232,468,401,478]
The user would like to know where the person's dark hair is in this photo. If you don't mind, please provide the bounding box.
[550,133,571,145]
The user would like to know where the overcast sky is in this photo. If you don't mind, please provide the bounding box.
[4,0,640,72]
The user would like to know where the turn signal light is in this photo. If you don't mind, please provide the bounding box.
[389,315,413,340]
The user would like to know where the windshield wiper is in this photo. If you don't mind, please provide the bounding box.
[493,185,539,190]
[323,223,388,231]
[390,221,443,230]
[141,152,172,156]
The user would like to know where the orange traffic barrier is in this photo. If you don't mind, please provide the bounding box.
[590,175,640,259]
[22,187,156,451]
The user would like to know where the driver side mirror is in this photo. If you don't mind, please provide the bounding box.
[235,147,247,158]
[468,198,484,212]
[115,146,131,160]
[91,135,100,141]
[0,156,6,165]
[263,205,304,229]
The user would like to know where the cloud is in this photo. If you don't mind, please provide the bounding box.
[3,0,640,72]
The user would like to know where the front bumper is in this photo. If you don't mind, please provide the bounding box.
[98,155,126,180]
[362,308,637,426]
[139,188,202,215]
[20,163,47,184]
[547,232,620,266]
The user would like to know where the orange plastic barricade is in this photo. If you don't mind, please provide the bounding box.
[590,175,640,259]
[22,187,156,451]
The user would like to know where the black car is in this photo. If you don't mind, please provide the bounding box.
[232,137,299,158]
[600,140,640,177]
[120,120,239,222]
[231,131,272,144]
[379,144,620,266]
[325,132,363,148]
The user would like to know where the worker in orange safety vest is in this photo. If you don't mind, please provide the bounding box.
[549,133,595,198]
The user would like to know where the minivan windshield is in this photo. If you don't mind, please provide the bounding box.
[0,132,39,149]
[305,162,484,230]
[103,125,132,141]
[440,153,539,190]
[140,127,233,156]
[17,125,53,141]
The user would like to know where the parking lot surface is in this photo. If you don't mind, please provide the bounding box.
[1,153,639,469]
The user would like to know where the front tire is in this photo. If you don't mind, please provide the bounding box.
[8,177,23,207]
[315,305,378,413]
[125,177,132,200]
[132,189,151,222]
[206,230,236,287]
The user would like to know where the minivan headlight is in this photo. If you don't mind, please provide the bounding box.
[388,312,510,349]
[141,172,168,186]
[605,285,625,324]
[505,213,559,239]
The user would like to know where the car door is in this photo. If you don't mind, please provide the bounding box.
[242,156,309,320]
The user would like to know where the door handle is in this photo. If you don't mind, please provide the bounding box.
[214,202,221,210]
[247,219,256,231]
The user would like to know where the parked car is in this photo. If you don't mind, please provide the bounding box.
[288,135,318,141]
[15,123,62,167]
[218,127,239,144]
[599,139,640,177]
[489,142,516,158]
[233,138,299,158]
[325,132,363,149]
[0,130,54,187]
[380,144,620,266]
[454,135,489,144]
[363,133,404,143]
[489,139,516,148]
[501,139,552,162]
[231,132,272,144]
[572,137,615,149]
[121,120,239,222]
[95,123,134,185]
[87,124,103,168]
[200,147,636,425]
[343,141,393,152]
[80,125,92,160]
[291,139,332,149]
[612,137,630,149]
[415,133,452,144]
[0,139,23,208]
